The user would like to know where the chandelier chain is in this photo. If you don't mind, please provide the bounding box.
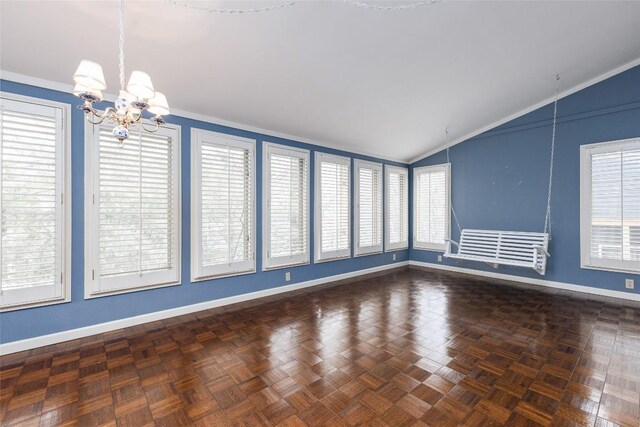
[119,0,126,90]
[167,0,441,14]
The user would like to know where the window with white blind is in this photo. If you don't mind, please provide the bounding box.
[385,165,409,251]
[263,142,310,270]
[580,138,640,273]
[315,153,351,262]
[191,129,255,280]
[85,122,181,297]
[0,94,70,311]
[413,164,450,251]
[354,159,382,256]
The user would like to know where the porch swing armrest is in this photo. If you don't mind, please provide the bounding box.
[444,239,459,256]
[444,238,459,247]
[533,244,549,258]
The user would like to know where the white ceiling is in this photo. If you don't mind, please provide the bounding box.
[1,1,639,162]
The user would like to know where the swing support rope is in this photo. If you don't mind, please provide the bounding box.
[544,74,560,238]
[445,132,462,236]
[446,74,560,239]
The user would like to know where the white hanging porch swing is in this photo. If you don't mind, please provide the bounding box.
[443,75,561,275]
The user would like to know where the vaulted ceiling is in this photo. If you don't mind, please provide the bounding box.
[2,1,639,162]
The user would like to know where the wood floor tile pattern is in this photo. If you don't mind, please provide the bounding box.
[1,268,640,426]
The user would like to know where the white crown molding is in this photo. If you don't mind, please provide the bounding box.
[0,261,409,355]
[0,70,406,164]
[409,260,640,303]
[409,56,640,164]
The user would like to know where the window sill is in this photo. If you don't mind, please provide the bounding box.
[413,245,446,253]
[262,261,310,272]
[354,250,383,258]
[85,281,181,299]
[385,246,408,253]
[0,295,71,313]
[314,254,351,264]
[191,268,257,283]
[580,263,640,275]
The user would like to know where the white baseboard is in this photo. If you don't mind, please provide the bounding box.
[0,261,408,355]
[409,260,640,302]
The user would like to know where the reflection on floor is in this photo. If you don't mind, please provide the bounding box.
[1,268,639,426]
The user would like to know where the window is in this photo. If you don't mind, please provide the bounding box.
[263,142,310,270]
[0,94,70,311]
[354,159,382,256]
[85,122,181,297]
[413,164,450,251]
[315,153,351,262]
[580,138,640,273]
[385,165,409,251]
[191,129,255,281]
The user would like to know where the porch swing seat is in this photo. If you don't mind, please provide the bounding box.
[444,229,550,275]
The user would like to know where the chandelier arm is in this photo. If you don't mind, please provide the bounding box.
[128,110,143,124]
[84,107,116,125]
[141,121,161,133]
[85,114,107,126]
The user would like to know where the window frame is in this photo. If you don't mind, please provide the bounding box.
[354,159,383,257]
[84,118,182,299]
[580,137,640,274]
[413,163,451,252]
[384,165,409,252]
[0,92,72,312]
[314,152,351,263]
[262,142,311,271]
[190,129,256,282]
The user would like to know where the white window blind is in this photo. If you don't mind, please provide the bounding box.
[0,96,69,310]
[385,165,409,251]
[315,153,351,262]
[414,164,450,251]
[581,138,640,273]
[354,159,382,256]
[86,123,180,296]
[263,143,310,270]
[191,129,255,280]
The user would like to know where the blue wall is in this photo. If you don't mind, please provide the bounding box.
[2,64,639,345]
[410,65,640,293]
[0,80,408,344]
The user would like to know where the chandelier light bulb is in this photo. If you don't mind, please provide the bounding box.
[127,71,155,100]
[73,60,107,91]
[148,92,170,116]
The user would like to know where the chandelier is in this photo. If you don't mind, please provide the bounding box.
[72,0,169,144]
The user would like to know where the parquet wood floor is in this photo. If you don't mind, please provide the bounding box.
[1,267,639,426]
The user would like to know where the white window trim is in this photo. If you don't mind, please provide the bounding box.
[580,137,640,274]
[262,142,311,271]
[354,159,383,257]
[84,118,182,299]
[384,165,409,252]
[314,152,351,263]
[190,128,256,282]
[413,163,451,252]
[0,92,72,312]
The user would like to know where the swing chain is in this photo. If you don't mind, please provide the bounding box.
[544,74,559,237]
